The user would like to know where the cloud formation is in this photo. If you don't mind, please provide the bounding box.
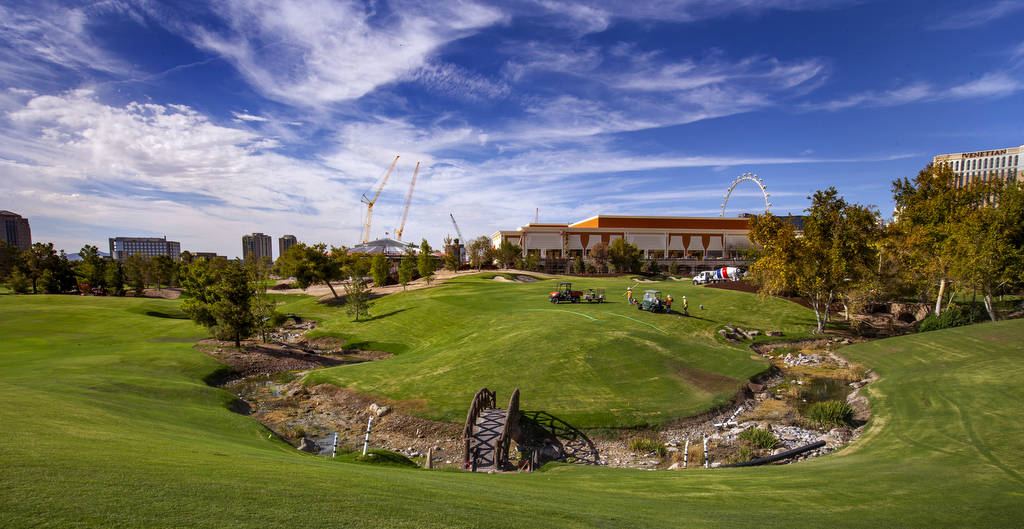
[188,0,505,107]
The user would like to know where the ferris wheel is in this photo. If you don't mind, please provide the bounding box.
[720,172,771,217]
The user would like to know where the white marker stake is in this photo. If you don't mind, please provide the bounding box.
[332,432,338,458]
[683,439,689,469]
[362,416,374,456]
[703,436,709,469]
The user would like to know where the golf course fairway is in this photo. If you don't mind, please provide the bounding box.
[1,292,1022,528]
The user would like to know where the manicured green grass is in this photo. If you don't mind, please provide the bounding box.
[2,294,1022,528]
[286,274,815,427]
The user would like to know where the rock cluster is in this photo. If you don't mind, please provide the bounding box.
[782,352,823,367]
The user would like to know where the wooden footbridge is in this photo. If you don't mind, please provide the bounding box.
[462,387,519,472]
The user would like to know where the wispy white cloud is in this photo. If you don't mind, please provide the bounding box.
[514,0,861,36]
[232,111,268,122]
[949,72,1022,98]
[411,62,511,100]
[803,72,1023,111]
[930,0,1024,30]
[0,2,134,88]
[186,0,506,107]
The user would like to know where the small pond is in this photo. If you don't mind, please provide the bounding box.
[793,377,852,414]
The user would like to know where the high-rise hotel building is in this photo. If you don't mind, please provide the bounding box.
[278,234,297,258]
[242,232,273,261]
[933,145,1022,187]
[0,210,32,251]
[109,236,181,261]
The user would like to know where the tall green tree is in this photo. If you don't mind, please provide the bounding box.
[608,238,642,274]
[945,178,1024,321]
[398,250,416,291]
[275,243,343,298]
[370,254,390,287]
[246,254,276,342]
[467,236,493,270]
[749,187,880,333]
[890,164,963,315]
[150,254,177,290]
[124,253,149,296]
[0,240,19,281]
[495,240,521,269]
[77,245,106,292]
[212,261,256,347]
[19,242,60,294]
[417,239,435,285]
[104,260,125,296]
[343,273,372,321]
[181,258,221,328]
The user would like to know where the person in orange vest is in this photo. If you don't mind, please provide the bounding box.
[665,293,673,312]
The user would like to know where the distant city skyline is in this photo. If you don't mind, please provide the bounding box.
[2,1,1023,257]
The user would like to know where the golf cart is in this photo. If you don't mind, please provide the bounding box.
[638,290,671,313]
[550,282,583,304]
[583,288,605,303]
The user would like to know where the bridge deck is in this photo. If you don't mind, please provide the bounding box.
[468,408,507,470]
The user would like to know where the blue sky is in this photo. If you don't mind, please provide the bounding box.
[2,0,1023,258]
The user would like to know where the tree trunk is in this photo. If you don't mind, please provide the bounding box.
[983,290,997,322]
[235,333,241,348]
[326,281,339,298]
[810,298,825,333]
[934,278,946,316]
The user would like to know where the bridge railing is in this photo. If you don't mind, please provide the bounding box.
[462,387,496,465]
[495,388,519,469]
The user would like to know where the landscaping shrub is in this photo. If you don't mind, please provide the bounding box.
[725,446,754,464]
[806,400,854,427]
[628,437,667,457]
[919,304,985,332]
[738,427,780,449]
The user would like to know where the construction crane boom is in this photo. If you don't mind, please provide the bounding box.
[361,155,399,243]
[449,213,465,264]
[395,161,419,241]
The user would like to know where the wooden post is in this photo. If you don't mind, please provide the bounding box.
[425,447,433,469]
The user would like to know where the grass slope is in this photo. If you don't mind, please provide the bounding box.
[1,294,1022,528]
[291,274,814,428]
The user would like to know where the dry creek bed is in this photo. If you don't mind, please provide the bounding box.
[201,321,874,471]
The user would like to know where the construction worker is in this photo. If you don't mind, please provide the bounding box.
[665,294,673,312]
[682,296,689,316]
[625,287,634,305]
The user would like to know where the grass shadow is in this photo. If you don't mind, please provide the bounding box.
[144,310,189,319]
[516,410,601,467]
[361,308,408,322]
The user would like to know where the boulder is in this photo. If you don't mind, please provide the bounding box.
[297,437,317,453]
[369,403,391,417]
[668,462,682,470]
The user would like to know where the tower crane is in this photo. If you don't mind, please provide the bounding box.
[394,161,419,241]
[449,212,466,264]
[360,155,399,244]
